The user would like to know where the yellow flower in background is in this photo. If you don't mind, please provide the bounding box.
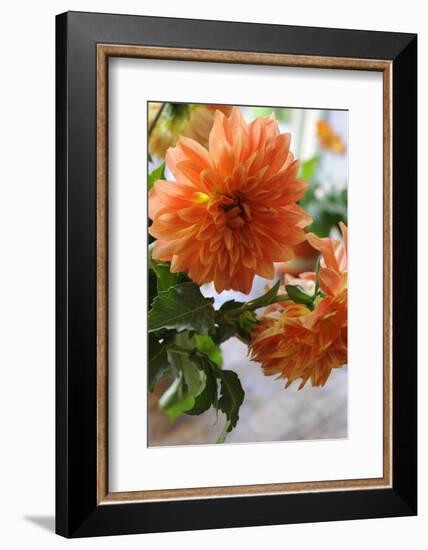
[148,103,232,159]
[316,120,346,155]
[149,107,312,294]
[250,224,348,389]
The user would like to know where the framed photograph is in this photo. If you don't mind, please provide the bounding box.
[56,11,417,537]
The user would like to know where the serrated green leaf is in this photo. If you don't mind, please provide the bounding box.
[285,284,314,309]
[148,334,170,392]
[148,162,165,191]
[216,369,245,438]
[148,282,215,334]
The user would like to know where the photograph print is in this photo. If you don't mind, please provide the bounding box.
[147,102,348,446]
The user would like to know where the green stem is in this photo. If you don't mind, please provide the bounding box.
[314,256,321,297]
[246,294,289,311]
[216,420,232,444]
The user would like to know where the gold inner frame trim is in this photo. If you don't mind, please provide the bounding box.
[96,44,393,505]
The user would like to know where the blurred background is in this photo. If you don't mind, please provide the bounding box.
[148,104,348,446]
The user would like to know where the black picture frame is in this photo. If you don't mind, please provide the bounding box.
[56,11,417,538]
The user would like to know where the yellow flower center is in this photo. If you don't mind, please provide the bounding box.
[194,191,211,203]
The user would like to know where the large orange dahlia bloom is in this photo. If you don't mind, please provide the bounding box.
[149,107,312,294]
[250,224,348,389]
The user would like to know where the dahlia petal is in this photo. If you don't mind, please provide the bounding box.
[208,110,228,165]
[318,267,345,297]
[255,261,275,279]
[165,147,193,185]
[216,140,235,176]
[148,187,164,219]
[339,221,348,255]
[242,252,257,270]
[195,219,217,241]
[188,261,212,285]
[176,206,207,224]
[200,169,224,194]
[153,179,197,202]
[174,160,205,190]
[151,239,178,261]
[217,249,228,271]
[223,228,233,251]
[269,133,292,174]
[307,233,340,272]
[176,136,213,171]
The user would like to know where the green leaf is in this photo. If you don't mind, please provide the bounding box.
[150,258,187,292]
[193,334,223,367]
[149,244,188,293]
[166,337,221,417]
[159,372,195,422]
[148,334,170,392]
[167,346,206,399]
[148,162,165,191]
[218,300,245,315]
[216,369,245,438]
[149,268,158,307]
[173,331,195,350]
[285,284,314,309]
[299,156,320,182]
[173,331,223,368]
[148,282,215,334]
[213,323,237,345]
[247,281,280,310]
[215,299,262,344]
[159,343,215,421]
[186,355,218,416]
[236,311,258,344]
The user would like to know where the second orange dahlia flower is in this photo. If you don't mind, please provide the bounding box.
[250,224,348,389]
[149,107,312,294]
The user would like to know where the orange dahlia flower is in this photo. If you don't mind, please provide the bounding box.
[250,224,348,388]
[148,103,232,159]
[149,107,312,294]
